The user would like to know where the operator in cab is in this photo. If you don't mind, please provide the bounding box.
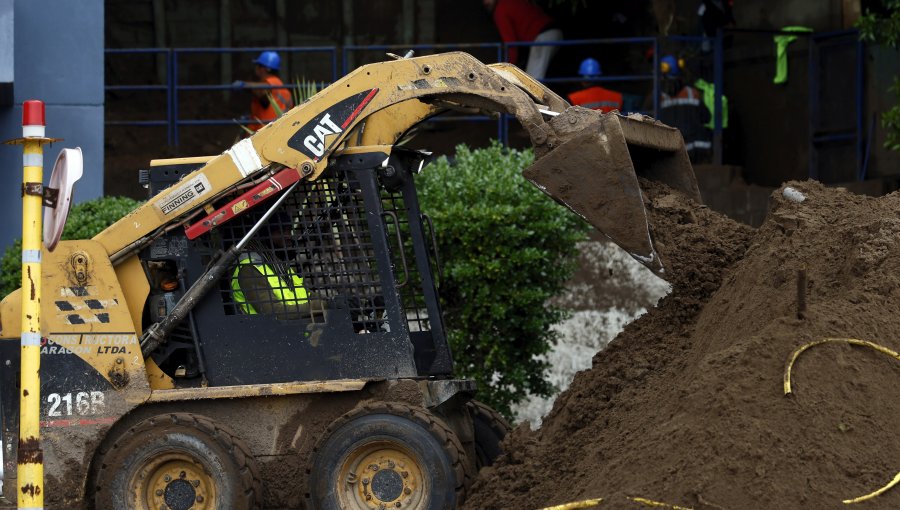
[231,212,312,320]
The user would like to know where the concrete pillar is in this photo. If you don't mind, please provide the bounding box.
[0,1,12,106]
[0,0,105,254]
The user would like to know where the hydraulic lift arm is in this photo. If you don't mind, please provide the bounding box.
[95,51,700,277]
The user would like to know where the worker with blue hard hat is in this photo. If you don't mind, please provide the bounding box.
[568,58,622,113]
[232,51,293,132]
[253,51,281,71]
[578,58,602,78]
[659,54,685,77]
[656,53,716,162]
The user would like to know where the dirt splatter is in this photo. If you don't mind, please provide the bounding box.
[465,181,900,510]
[17,436,43,464]
[20,483,41,498]
[107,365,130,389]
[28,266,35,300]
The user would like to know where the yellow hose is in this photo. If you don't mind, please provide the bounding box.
[629,496,694,509]
[536,496,695,510]
[538,498,602,509]
[533,338,900,510]
[783,337,900,395]
[844,472,900,504]
[783,337,900,505]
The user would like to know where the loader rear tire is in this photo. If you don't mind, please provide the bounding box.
[306,402,473,510]
[92,412,261,510]
[467,400,511,469]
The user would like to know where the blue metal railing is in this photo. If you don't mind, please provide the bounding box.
[105,39,705,148]
[105,46,339,146]
[105,34,866,181]
[108,39,688,148]
[808,30,865,181]
[105,48,174,143]
[170,46,338,145]
[714,28,866,180]
[504,37,663,117]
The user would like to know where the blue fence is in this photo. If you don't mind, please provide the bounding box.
[105,38,716,150]
[105,31,865,180]
[105,46,339,146]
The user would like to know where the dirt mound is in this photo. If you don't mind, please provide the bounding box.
[465,181,900,510]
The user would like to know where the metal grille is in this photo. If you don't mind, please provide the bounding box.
[218,170,386,332]
[381,188,431,333]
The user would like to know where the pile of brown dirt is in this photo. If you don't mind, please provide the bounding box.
[464,180,900,510]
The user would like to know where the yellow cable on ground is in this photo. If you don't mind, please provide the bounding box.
[783,337,900,395]
[629,496,694,509]
[844,472,900,504]
[537,495,695,510]
[538,498,602,509]
[783,337,900,505]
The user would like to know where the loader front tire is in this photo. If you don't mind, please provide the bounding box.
[306,402,472,510]
[92,413,261,510]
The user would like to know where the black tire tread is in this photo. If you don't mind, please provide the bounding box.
[467,400,512,437]
[466,400,511,470]
[93,412,262,509]
[308,401,476,504]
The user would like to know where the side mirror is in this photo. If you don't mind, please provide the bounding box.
[43,147,83,251]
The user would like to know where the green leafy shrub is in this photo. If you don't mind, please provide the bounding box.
[858,0,900,151]
[417,142,588,418]
[0,196,142,298]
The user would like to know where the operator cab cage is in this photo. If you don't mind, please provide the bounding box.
[141,149,449,387]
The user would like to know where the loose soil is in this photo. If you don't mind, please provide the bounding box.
[513,237,670,427]
[465,180,900,510]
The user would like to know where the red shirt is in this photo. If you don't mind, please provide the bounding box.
[492,0,553,65]
[249,75,293,131]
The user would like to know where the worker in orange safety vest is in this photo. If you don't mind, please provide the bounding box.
[567,58,623,113]
[232,51,294,132]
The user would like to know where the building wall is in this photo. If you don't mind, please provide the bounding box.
[866,45,900,179]
[99,1,898,197]
[0,0,105,253]
[0,2,12,105]
[674,0,899,186]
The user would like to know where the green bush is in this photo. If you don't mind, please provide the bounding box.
[417,142,588,418]
[0,196,142,298]
[858,0,900,151]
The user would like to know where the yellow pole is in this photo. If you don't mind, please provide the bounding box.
[16,99,50,509]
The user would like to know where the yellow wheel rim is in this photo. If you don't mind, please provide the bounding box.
[337,441,427,510]
[130,453,217,510]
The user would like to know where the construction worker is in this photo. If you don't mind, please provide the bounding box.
[483,0,563,80]
[232,51,293,132]
[567,58,623,113]
[231,213,312,320]
[657,55,712,160]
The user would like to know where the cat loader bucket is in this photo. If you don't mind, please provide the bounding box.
[523,107,701,277]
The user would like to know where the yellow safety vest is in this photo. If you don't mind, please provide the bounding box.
[231,253,308,315]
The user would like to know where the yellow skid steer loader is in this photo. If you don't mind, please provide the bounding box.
[0,51,698,509]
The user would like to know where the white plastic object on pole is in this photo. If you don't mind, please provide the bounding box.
[43,147,83,251]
